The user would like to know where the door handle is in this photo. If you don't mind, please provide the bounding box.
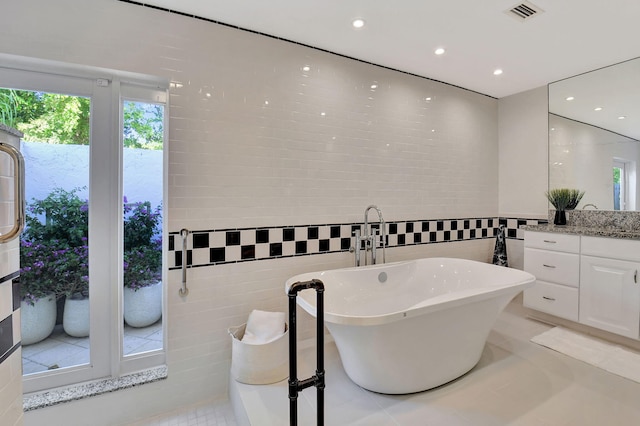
[0,142,25,243]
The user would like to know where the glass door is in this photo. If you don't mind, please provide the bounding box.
[1,67,113,393]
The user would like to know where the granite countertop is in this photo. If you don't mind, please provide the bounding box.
[524,224,640,240]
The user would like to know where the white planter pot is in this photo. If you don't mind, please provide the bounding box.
[124,281,162,328]
[21,293,57,346]
[63,297,90,337]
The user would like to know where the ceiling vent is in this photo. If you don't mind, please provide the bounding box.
[506,1,543,21]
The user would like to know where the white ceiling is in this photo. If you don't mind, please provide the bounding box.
[140,0,640,98]
[140,0,640,136]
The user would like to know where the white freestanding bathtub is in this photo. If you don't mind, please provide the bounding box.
[286,257,535,394]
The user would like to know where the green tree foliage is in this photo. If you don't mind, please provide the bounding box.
[123,101,163,150]
[0,90,163,150]
[17,93,90,145]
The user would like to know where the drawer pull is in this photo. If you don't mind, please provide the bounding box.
[542,264,556,269]
[543,240,557,244]
[542,296,556,301]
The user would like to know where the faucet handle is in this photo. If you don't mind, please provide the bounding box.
[352,228,362,267]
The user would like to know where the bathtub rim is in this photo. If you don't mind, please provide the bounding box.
[285,257,535,327]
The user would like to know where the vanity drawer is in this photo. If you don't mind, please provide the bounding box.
[523,280,579,321]
[525,231,580,253]
[581,236,640,263]
[524,248,580,287]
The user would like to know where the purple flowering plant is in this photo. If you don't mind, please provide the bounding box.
[19,187,89,304]
[123,200,162,291]
[19,188,162,302]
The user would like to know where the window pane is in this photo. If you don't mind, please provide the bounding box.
[122,101,164,356]
[8,89,92,375]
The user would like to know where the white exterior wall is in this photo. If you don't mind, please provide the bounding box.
[19,142,163,210]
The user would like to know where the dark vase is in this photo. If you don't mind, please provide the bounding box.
[554,210,567,226]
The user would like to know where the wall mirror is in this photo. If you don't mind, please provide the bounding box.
[548,57,640,211]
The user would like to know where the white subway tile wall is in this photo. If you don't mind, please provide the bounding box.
[1,1,527,424]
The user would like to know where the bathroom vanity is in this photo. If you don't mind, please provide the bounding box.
[524,226,640,340]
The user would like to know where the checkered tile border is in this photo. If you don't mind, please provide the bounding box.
[168,216,546,269]
[0,273,20,366]
[499,217,548,240]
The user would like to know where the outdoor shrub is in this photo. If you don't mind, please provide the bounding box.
[23,187,88,247]
[19,188,162,301]
[20,187,89,302]
[124,199,161,251]
[123,198,162,290]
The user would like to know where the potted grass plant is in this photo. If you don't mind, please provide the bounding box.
[566,189,585,210]
[545,188,585,225]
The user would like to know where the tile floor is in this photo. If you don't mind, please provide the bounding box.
[133,399,238,426]
[22,320,162,374]
[29,300,640,425]
[229,300,640,425]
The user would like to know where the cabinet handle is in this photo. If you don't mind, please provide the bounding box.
[542,264,556,269]
[543,240,557,244]
[635,270,638,284]
[542,296,556,301]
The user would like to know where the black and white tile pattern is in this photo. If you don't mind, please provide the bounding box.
[169,216,546,269]
[500,217,548,240]
[0,274,20,366]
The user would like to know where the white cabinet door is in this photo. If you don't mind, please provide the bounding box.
[580,255,640,339]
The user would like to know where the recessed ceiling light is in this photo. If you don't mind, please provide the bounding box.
[434,48,445,55]
[425,97,432,101]
[370,84,378,89]
[594,107,603,111]
[352,18,365,29]
[565,96,574,101]
[618,116,626,120]
[302,65,310,72]
[493,69,503,76]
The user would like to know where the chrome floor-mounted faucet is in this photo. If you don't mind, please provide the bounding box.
[351,205,386,266]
